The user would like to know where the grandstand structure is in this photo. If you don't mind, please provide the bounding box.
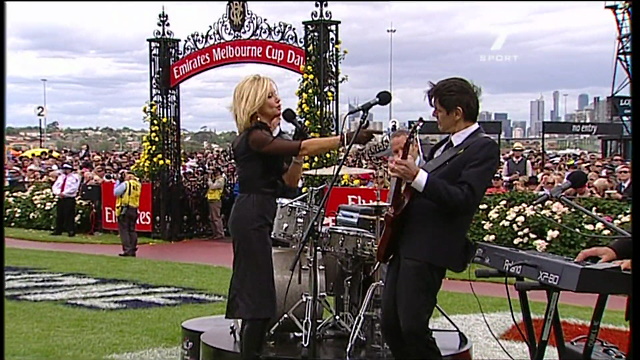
[602,1,632,159]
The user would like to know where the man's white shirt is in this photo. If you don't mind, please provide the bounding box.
[52,172,81,198]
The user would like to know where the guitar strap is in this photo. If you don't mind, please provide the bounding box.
[422,131,490,173]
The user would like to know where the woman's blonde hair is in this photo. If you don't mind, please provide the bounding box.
[231,74,276,133]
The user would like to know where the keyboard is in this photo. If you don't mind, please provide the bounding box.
[473,242,632,295]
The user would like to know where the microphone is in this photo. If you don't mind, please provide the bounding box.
[346,91,392,116]
[533,170,588,206]
[281,108,308,139]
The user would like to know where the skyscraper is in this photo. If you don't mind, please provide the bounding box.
[478,111,492,122]
[530,95,544,137]
[493,113,511,138]
[512,120,527,138]
[578,93,589,111]
[552,90,560,121]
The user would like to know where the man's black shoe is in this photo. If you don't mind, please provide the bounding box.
[68,232,76,237]
[50,232,62,236]
[118,253,136,257]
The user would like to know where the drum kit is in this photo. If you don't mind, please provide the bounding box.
[268,185,391,356]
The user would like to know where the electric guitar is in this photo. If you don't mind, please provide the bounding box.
[376,119,425,263]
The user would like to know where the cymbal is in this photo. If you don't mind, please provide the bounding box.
[359,202,390,207]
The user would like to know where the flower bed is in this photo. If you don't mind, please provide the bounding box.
[469,192,632,258]
[4,183,93,233]
[4,185,630,257]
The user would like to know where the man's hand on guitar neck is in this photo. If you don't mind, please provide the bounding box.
[389,154,421,183]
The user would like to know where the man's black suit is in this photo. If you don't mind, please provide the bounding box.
[381,127,500,359]
[615,181,632,201]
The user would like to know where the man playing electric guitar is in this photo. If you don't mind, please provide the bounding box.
[381,77,500,359]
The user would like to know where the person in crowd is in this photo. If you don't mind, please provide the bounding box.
[502,142,533,191]
[537,163,555,183]
[382,77,500,359]
[78,143,91,161]
[486,174,508,194]
[524,176,539,192]
[609,153,624,169]
[80,170,103,235]
[114,170,141,257]
[535,174,556,196]
[7,167,27,192]
[207,167,227,240]
[373,170,390,189]
[610,164,632,201]
[51,163,81,237]
[592,178,613,198]
[224,74,379,360]
[508,177,526,192]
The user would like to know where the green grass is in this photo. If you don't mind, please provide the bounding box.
[4,248,628,360]
[4,227,161,245]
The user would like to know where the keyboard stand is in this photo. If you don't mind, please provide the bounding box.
[514,280,567,360]
[514,281,617,360]
[475,266,626,360]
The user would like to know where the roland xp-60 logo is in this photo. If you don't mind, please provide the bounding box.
[480,31,519,63]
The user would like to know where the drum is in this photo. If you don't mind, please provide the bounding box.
[325,226,377,259]
[271,247,329,333]
[271,198,313,244]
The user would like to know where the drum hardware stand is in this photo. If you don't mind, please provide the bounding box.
[288,110,372,357]
[346,280,384,357]
[230,319,240,342]
[346,278,463,358]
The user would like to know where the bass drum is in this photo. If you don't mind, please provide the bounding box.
[271,247,329,333]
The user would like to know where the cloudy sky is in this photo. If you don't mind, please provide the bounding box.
[5,1,625,133]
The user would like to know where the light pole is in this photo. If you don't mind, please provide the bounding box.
[41,79,48,147]
[386,23,396,123]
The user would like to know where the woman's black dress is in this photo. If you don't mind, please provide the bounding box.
[225,121,302,320]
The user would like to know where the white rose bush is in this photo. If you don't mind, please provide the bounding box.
[468,192,632,258]
[4,183,93,232]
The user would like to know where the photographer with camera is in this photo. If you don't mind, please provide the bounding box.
[206,167,226,240]
[114,170,141,257]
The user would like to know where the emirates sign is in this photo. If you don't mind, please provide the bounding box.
[170,39,305,87]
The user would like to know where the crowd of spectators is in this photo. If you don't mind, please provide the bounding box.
[485,142,632,201]
[5,139,632,236]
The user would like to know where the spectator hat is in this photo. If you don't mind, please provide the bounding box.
[493,174,502,180]
[61,163,74,170]
[512,142,525,151]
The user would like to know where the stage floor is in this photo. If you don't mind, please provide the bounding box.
[192,315,472,360]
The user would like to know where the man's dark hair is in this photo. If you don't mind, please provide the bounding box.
[426,77,481,123]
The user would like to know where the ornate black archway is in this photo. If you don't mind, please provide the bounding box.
[147,1,340,240]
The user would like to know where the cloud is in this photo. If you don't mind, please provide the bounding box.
[5,1,624,132]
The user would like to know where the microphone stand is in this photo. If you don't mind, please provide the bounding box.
[288,109,371,358]
[557,195,631,237]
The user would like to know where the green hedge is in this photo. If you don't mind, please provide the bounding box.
[4,183,93,233]
[4,184,631,258]
[469,192,632,258]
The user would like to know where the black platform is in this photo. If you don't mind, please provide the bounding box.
[197,315,472,360]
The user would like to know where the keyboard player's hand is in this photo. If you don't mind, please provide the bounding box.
[575,246,617,263]
[612,259,631,271]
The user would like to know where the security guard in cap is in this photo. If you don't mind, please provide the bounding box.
[114,170,141,257]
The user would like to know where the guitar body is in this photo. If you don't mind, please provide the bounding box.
[376,120,425,263]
